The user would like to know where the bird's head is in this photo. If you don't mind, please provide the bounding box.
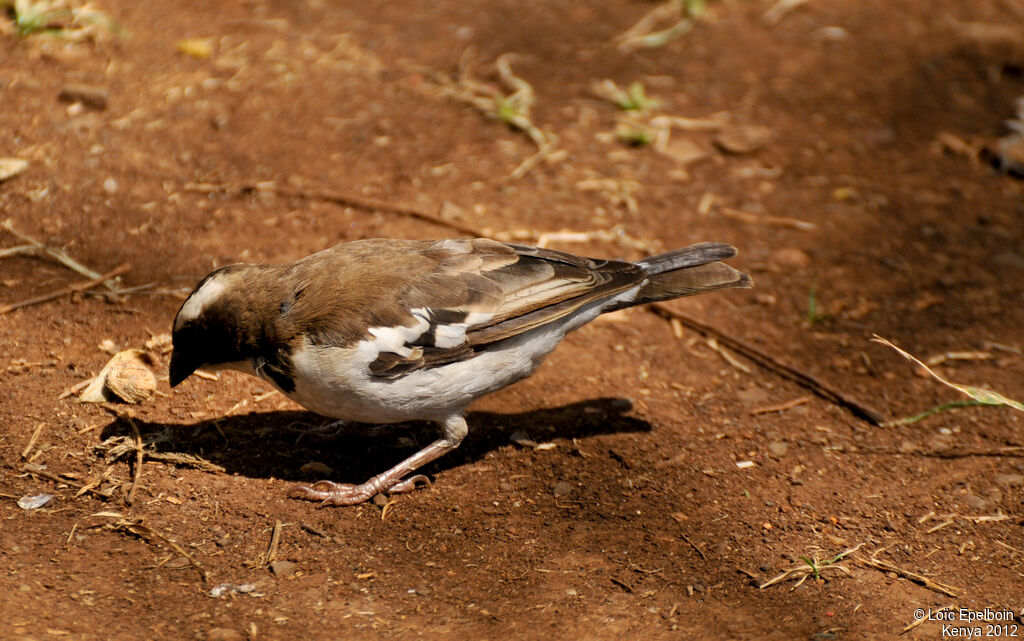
[169,265,260,387]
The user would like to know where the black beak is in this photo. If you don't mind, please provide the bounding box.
[168,350,198,388]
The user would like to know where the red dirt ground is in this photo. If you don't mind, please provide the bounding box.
[2,1,1023,639]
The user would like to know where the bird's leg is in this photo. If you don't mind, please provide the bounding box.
[288,414,468,506]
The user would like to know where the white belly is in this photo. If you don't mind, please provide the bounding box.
[282,324,560,423]
[272,288,640,424]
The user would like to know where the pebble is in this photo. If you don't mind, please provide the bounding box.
[299,461,333,477]
[205,628,244,641]
[552,481,573,497]
[269,560,298,578]
[767,441,788,458]
[0,158,29,182]
[995,473,1024,487]
[769,247,810,268]
[714,125,773,155]
[58,83,109,110]
[372,493,389,507]
[17,493,54,510]
[963,493,989,510]
[736,387,769,405]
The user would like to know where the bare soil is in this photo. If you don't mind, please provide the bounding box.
[2,1,1023,639]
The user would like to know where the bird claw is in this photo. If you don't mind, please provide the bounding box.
[287,474,432,506]
[388,474,431,494]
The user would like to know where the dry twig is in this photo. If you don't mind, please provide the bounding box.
[719,207,816,231]
[652,305,885,424]
[125,415,144,506]
[0,263,131,315]
[750,396,811,416]
[260,520,284,568]
[184,181,483,237]
[86,512,208,582]
[20,422,45,460]
[2,219,124,291]
[856,554,959,598]
[424,52,559,179]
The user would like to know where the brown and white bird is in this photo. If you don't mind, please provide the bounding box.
[169,238,751,505]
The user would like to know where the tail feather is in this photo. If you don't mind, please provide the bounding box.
[635,241,738,275]
[625,242,753,308]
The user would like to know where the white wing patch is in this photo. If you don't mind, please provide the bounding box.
[358,308,496,358]
[366,310,430,358]
[433,323,467,349]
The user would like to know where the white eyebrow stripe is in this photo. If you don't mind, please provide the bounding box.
[178,276,228,323]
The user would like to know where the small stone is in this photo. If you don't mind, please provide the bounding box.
[736,387,769,405]
[372,493,389,507]
[18,584,32,593]
[510,431,538,448]
[552,481,573,497]
[655,137,711,166]
[164,556,192,570]
[715,125,773,155]
[269,560,298,578]
[299,461,333,477]
[0,158,29,182]
[767,441,788,458]
[963,493,989,510]
[769,247,810,268]
[103,177,119,193]
[205,628,244,641]
[59,83,109,110]
[995,473,1024,487]
[17,493,54,510]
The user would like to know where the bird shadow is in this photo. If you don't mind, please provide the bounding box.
[99,398,650,484]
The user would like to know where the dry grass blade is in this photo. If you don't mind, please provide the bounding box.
[750,396,811,416]
[719,207,816,231]
[2,219,123,291]
[260,520,284,568]
[86,512,208,582]
[0,263,131,314]
[20,422,45,459]
[704,337,751,373]
[883,400,987,427]
[856,555,959,597]
[615,0,702,52]
[125,415,144,506]
[95,434,226,473]
[425,52,559,179]
[874,335,1024,413]
[763,0,810,25]
[759,544,862,590]
[22,463,119,499]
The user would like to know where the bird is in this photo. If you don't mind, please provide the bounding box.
[169,237,751,506]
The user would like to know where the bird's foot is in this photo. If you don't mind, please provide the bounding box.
[288,475,431,507]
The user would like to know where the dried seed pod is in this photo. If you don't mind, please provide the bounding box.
[79,350,157,404]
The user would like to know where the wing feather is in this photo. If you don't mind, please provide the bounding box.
[286,238,644,379]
